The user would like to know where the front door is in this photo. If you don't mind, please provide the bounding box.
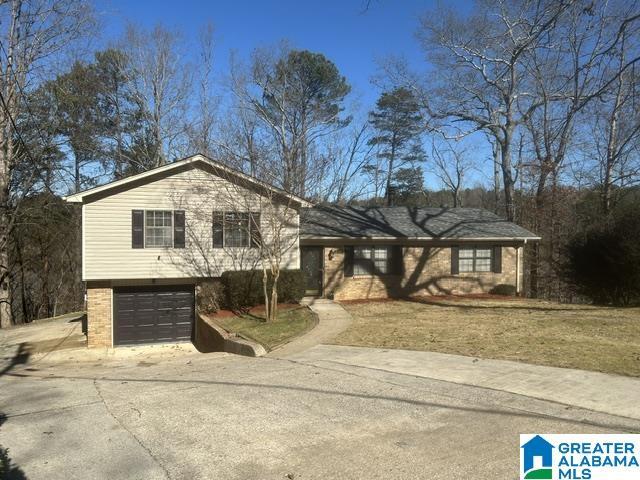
[301,246,323,296]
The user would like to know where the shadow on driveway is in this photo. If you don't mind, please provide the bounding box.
[1,346,29,479]
[1,413,27,479]
[6,361,639,433]
[0,344,31,378]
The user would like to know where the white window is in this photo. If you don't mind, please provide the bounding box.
[354,246,389,275]
[224,212,250,248]
[145,210,173,247]
[459,247,492,273]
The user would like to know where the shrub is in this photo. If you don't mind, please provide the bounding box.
[276,270,305,303]
[489,284,517,296]
[220,269,305,311]
[197,281,225,314]
[564,209,640,306]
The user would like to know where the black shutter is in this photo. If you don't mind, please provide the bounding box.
[451,246,459,274]
[493,245,502,273]
[389,245,403,275]
[344,246,354,277]
[212,211,224,248]
[132,210,144,248]
[250,212,261,248]
[174,210,185,248]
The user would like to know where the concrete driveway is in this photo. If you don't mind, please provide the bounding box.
[2,334,640,480]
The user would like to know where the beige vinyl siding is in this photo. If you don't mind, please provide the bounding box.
[83,166,300,280]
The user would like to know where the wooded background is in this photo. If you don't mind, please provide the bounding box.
[2,0,640,326]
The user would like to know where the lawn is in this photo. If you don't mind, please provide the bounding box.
[337,297,640,377]
[214,305,317,351]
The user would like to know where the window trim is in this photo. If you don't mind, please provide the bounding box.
[458,246,493,273]
[215,211,261,249]
[223,211,251,248]
[143,209,174,249]
[353,246,391,276]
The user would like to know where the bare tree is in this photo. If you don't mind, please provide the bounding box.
[230,45,351,198]
[215,87,267,177]
[319,121,373,203]
[0,0,93,327]
[431,139,474,207]
[413,0,572,220]
[187,23,218,157]
[123,23,192,167]
[518,0,640,295]
[167,158,303,322]
[592,30,640,214]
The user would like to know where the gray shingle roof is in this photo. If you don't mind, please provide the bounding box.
[301,206,539,240]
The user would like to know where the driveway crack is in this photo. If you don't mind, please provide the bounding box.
[93,378,171,479]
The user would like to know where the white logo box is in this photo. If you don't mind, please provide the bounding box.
[520,434,640,480]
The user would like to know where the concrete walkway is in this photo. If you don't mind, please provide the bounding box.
[269,299,352,357]
[290,345,640,420]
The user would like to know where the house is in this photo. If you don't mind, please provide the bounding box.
[300,205,539,300]
[65,154,539,349]
[521,435,554,475]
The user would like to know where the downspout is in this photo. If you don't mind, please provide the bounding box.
[516,246,520,295]
[518,239,528,296]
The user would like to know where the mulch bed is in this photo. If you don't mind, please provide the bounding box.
[210,303,303,318]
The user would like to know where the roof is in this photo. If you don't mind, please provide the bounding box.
[301,206,539,240]
[63,154,311,206]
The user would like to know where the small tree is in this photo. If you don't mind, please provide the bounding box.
[368,87,425,206]
[565,209,640,306]
[391,166,426,206]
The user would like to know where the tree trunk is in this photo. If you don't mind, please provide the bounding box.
[492,142,501,214]
[269,273,279,322]
[0,128,13,328]
[529,165,550,298]
[452,187,460,208]
[385,139,396,207]
[262,267,269,321]
[75,154,81,192]
[500,139,516,221]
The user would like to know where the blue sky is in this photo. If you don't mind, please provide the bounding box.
[96,0,431,108]
[91,0,490,189]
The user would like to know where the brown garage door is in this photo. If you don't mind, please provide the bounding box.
[114,285,194,346]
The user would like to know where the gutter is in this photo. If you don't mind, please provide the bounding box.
[300,235,541,242]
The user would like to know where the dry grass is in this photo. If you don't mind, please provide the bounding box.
[337,297,640,377]
[215,306,316,351]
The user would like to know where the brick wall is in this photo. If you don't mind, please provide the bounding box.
[86,281,112,348]
[322,244,522,301]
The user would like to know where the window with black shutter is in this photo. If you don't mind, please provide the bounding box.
[132,210,144,248]
[213,211,262,248]
[348,246,400,276]
[250,212,261,248]
[455,246,494,273]
[173,210,185,248]
[344,246,354,277]
[492,246,502,273]
[212,211,224,248]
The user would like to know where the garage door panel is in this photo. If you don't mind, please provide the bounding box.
[114,285,194,346]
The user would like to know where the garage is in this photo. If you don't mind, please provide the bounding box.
[113,285,195,346]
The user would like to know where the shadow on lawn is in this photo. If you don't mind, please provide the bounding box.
[403,296,601,312]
